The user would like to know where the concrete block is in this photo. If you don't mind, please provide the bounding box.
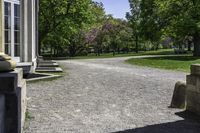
[191,64,200,76]
[170,81,186,108]
[5,93,18,133]
[187,84,198,93]
[186,90,200,116]
[17,80,27,131]
[0,95,5,133]
[186,75,197,86]
[0,69,23,93]
[0,68,26,133]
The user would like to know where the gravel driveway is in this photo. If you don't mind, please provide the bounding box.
[25,56,200,133]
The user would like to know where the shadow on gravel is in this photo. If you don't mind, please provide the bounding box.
[112,111,200,133]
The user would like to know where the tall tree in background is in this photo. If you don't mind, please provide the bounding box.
[39,0,95,56]
[126,0,141,53]
[140,0,162,50]
[156,0,200,56]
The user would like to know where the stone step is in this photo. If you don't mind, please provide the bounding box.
[38,60,56,64]
[38,62,59,67]
[16,62,32,75]
[35,67,63,72]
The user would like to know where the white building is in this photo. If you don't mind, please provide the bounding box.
[1,0,39,73]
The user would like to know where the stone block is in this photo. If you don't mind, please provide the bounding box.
[17,80,27,131]
[0,95,5,133]
[0,69,23,93]
[5,94,18,133]
[187,74,200,93]
[0,68,26,133]
[170,81,186,108]
[187,84,198,93]
[186,75,197,86]
[186,90,200,116]
[191,64,200,76]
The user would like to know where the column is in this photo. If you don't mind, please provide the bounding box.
[0,0,4,52]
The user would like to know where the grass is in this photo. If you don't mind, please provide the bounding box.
[126,55,200,72]
[74,49,175,59]
[25,111,34,121]
[44,49,178,60]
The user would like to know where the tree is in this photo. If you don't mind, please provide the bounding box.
[140,0,162,50]
[126,0,141,53]
[156,0,200,56]
[39,0,95,56]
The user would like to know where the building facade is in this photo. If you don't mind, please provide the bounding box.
[1,0,39,72]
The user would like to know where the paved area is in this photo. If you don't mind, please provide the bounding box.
[25,56,200,133]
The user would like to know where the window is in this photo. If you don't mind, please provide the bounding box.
[4,0,20,61]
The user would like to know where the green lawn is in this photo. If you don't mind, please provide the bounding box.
[43,49,177,60]
[126,55,200,72]
[68,49,178,59]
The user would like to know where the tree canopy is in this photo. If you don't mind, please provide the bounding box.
[39,0,200,57]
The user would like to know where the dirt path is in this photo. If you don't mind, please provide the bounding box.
[25,56,200,133]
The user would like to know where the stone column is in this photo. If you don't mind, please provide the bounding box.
[21,0,28,62]
[186,64,200,115]
[0,0,4,52]
[0,69,27,133]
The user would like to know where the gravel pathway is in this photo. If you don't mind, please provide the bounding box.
[25,56,200,133]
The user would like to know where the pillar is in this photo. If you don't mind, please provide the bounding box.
[0,0,4,52]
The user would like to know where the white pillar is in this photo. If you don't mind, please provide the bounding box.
[20,0,28,62]
[0,0,4,53]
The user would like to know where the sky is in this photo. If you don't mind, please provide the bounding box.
[93,0,130,19]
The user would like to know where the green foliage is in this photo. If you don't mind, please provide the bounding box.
[39,0,98,57]
[126,0,200,56]
[39,0,200,57]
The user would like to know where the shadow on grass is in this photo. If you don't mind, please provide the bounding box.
[112,111,200,133]
[142,56,200,61]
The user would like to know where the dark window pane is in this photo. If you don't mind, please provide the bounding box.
[14,18,20,30]
[5,43,11,55]
[4,2,11,16]
[14,31,20,43]
[5,30,11,43]
[14,44,20,56]
[14,4,20,17]
[4,16,11,29]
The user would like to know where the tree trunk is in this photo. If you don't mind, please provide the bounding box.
[135,35,138,53]
[193,35,200,56]
[117,47,120,54]
[113,50,115,56]
[188,41,192,51]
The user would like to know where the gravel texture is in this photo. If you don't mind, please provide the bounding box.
[25,56,200,133]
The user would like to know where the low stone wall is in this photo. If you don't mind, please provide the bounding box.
[186,64,200,115]
[0,69,27,133]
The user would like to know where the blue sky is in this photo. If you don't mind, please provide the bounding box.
[93,0,130,19]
